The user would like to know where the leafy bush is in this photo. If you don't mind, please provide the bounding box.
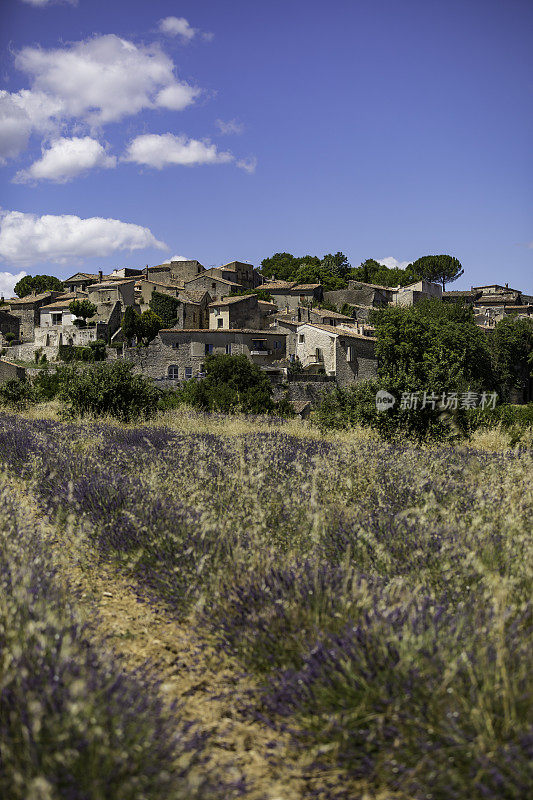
[149,291,181,328]
[57,361,159,421]
[0,379,36,410]
[4,332,16,344]
[176,354,282,414]
[59,339,107,363]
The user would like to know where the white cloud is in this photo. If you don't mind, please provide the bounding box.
[158,16,213,42]
[21,0,77,6]
[14,136,116,183]
[236,156,257,174]
[216,118,244,135]
[6,33,199,136]
[0,92,33,162]
[378,256,411,270]
[0,210,167,267]
[169,255,189,261]
[124,133,233,169]
[158,17,196,41]
[0,270,27,298]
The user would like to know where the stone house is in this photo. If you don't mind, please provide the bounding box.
[261,281,323,311]
[323,281,394,311]
[295,323,377,387]
[392,280,442,306]
[88,280,135,307]
[0,359,26,384]
[147,260,205,287]
[183,273,242,300]
[63,273,100,292]
[273,305,356,327]
[7,291,63,341]
[35,299,122,348]
[442,289,483,304]
[136,281,210,329]
[0,309,21,343]
[212,261,256,289]
[124,328,287,382]
[209,295,276,330]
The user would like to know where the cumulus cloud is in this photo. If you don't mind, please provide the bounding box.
[0,33,200,161]
[378,256,412,270]
[0,210,167,267]
[159,17,196,41]
[158,16,213,42]
[124,133,233,169]
[14,136,116,183]
[216,118,244,135]
[0,270,27,299]
[14,34,199,127]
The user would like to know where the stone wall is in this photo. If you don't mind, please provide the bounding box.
[272,379,336,407]
[0,359,26,384]
[334,336,378,388]
[0,310,20,342]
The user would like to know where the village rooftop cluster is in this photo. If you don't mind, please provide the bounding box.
[1,258,532,406]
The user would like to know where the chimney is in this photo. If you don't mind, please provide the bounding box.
[98,270,103,283]
[505,282,508,289]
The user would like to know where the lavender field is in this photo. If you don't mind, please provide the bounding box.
[0,408,531,799]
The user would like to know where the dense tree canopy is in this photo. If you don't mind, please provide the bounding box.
[491,316,533,401]
[370,299,495,393]
[260,252,352,291]
[14,274,64,298]
[149,291,180,328]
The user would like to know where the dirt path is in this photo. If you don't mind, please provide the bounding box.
[67,558,314,800]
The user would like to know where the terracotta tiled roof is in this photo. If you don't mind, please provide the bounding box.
[9,292,57,305]
[160,328,287,335]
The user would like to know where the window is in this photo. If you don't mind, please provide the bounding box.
[205,343,214,354]
[185,367,193,379]
[346,346,355,362]
[273,340,280,349]
[298,334,305,343]
[217,318,224,328]
[251,339,267,351]
[315,348,324,362]
[225,343,232,354]
[212,282,216,290]
[168,365,180,379]
[213,307,219,316]
[51,313,62,326]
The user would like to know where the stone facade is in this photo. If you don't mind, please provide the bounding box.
[262,282,323,311]
[295,323,377,387]
[0,310,21,343]
[88,280,135,307]
[7,291,62,341]
[393,280,442,307]
[209,295,276,330]
[147,260,205,287]
[0,359,26,384]
[123,329,287,382]
[184,274,242,300]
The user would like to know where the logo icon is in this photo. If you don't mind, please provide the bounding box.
[375,389,396,412]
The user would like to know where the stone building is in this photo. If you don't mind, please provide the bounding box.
[295,323,377,387]
[209,295,276,330]
[0,359,26,384]
[323,281,394,311]
[63,273,99,292]
[442,289,483,304]
[123,328,287,382]
[35,299,122,348]
[147,260,205,287]
[0,309,21,343]
[88,280,135,307]
[392,280,442,306]
[7,291,63,341]
[184,273,242,300]
[262,281,323,311]
[212,261,256,289]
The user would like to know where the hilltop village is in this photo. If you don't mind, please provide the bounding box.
[1,258,532,407]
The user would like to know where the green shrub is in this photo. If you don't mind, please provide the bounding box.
[57,361,159,421]
[0,379,37,410]
[4,332,16,344]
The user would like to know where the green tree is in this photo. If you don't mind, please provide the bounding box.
[14,274,64,298]
[348,259,418,287]
[370,299,495,392]
[408,255,464,291]
[491,316,533,401]
[149,292,181,328]
[121,306,139,346]
[178,354,277,414]
[57,361,159,421]
[137,309,162,346]
[69,299,97,326]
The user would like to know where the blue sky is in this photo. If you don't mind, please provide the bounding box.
[0,0,532,295]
